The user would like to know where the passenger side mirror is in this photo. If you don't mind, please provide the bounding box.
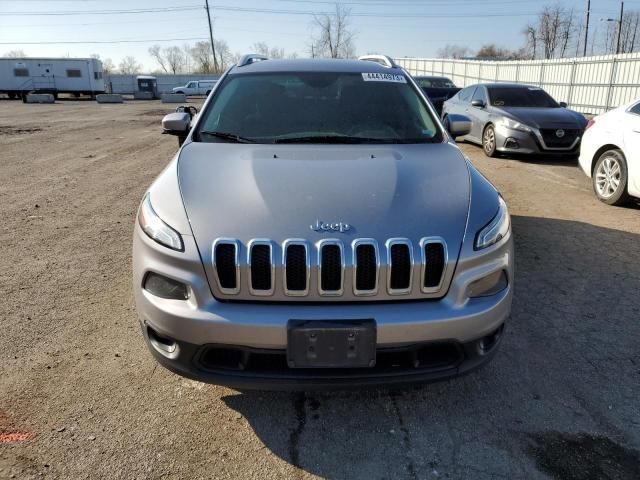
[446,114,472,138]
[471,99,486,108]
[559,101,568,108]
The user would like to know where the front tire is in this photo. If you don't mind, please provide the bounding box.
[593,149,630,206]
[482,124,498,157]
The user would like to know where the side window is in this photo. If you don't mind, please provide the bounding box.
[14,68,29,77]
[94,72,102,80]
[630,102,640,115]
[472,87,486,103]
[66,69,82,78]
[458,86,476,103]
[187,82,196,88]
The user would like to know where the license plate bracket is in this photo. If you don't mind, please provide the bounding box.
[287,320,376,368]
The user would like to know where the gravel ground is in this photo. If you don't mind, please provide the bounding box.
[1,99,639,480]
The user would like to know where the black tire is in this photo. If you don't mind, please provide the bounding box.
[206,90,211,95]
[8,92,16,100]
[482,124,498,157]
[175,91,184,95]
[592,149,630,206]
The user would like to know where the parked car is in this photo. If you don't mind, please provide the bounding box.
[578,99,640,205]
[133,54,513,389]
[172,80,215,96]
[414,76,461,115]
[443,83,588,158]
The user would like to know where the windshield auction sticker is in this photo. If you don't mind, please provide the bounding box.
[362,72,407,83]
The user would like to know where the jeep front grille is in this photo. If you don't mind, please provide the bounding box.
[211,237,449,302]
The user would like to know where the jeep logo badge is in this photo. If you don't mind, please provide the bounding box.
[310,219,351,233]
[555,129,565,138]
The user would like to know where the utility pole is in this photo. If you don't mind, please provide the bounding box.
[616,1,624,54]
[583,0,591,56]
[204,0,218,72]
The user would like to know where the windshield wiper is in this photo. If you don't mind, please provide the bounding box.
[198,130,256,143]
[274,135,391,144]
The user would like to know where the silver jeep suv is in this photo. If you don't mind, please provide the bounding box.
[133,54,513,389]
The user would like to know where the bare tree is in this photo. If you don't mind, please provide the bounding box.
[437,44,470,59]
[149,45,186,74]
[119,56,142,74]
[523,24,538,58]
[558,8,576,58]
[4,49,26,58]
[310,4,356,58]
[148,45,169,73]
[102,58,116,75]
[165,46,185,74]
[191,39,231,73]
[250,42,286,59]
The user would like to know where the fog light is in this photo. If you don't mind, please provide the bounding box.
[144,272,189,300]
[504,138,519,149]
[468,270,508,298]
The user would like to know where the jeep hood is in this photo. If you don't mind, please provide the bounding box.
[178,141,471,264]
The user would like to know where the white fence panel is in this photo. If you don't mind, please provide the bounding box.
[396,53,640,113]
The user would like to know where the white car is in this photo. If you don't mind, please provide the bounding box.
[172,80,215,96]
[579,99,640,205]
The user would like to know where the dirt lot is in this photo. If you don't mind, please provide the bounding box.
[1,99,639,480]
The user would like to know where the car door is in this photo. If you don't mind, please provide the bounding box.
[623,102,640,195]
[185,81,197,95]
[447,86,474,117]
[467,86,489,140]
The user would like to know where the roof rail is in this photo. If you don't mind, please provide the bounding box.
[358,55,398,68]
[237,54,268,67]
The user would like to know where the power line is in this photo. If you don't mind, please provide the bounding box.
[0,5,202,15]
[0,37,211,45]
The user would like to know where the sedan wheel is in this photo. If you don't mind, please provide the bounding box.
[593,149,630,206]
[482,125,498,157]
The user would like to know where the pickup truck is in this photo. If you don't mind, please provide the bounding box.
[415,76,461,115]
[172,80,216,96]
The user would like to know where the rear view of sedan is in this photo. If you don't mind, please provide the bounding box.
[579,99,640,205]
[443,83,587,158]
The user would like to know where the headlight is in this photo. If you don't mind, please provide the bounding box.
[497,117,532,133]
[138,193,184,251]
[475,196,510,250]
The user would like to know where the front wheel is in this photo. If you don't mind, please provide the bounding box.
[593,149,630,206]
[482,125,498,157]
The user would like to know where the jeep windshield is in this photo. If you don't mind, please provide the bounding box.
[194,72,442,144]
[488,87,559,108]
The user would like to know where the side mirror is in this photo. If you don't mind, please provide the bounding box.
[559,101,568,108]
[471,99,486,108]
[162,112,191,145]
[447,114,472,138]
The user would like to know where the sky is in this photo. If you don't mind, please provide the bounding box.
[0,0,634,71]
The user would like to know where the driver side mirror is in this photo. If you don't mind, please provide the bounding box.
[162,106,197,146]
[446,114,472,138]
[559,101,568,108]
[471,99,486,108]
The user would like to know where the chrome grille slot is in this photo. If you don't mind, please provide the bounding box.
[387,239,413,294]
[421,238,447,292]
[248,240,274,295]
[319,240,344,295]
[284,241,309,295]
[213,239,239,294]
[210,236,448,301]
[353,239,378,295]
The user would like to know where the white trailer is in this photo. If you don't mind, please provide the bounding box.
[0,57,105,99]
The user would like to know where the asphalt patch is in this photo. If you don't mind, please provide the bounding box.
[527,431,640,480]
[0,126,42,135]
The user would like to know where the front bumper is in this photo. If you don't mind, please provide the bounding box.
[494,125,581,156]
[133,223,513,389]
